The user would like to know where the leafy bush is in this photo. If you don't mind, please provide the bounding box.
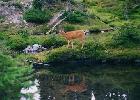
[65,11,87,24]
[111,24,140,47]
[45,41,105,63]
[42,35,67,48]
[18,29,29,38]
[83,0,97,6]
[31,25,49,35]
[63,24,76,31]
[82,40,106,58]
[7,36,28,51]
[6,34,65,51]
[0,32,7,40]
[23,8,51,24]
[28,35,46,45]
[0,53,32,99]
[45,47,78,63]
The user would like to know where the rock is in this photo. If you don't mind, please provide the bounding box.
[23,44,47,54]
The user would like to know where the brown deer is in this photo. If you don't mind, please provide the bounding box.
[59,30,89,49]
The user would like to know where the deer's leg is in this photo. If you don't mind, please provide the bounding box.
[80,38,85,49]
[67,40,70,48]
[71,41,74,48]
[81,42,84,49]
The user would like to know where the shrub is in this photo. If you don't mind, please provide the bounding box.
[111,24,140,47]
[28,35,46,45]
[42,35,67,48]
[45,47,78,63]
[0,53,32,99]
[31,25,49,35]
[81,40,106,58]
[63,24,76,32]
[65,11,87,24]
[6,35,47,51]
[45,41,105,63]
[7,36,28,51]
[18,29,29,38]
[0,32,7,40]
[23,8,51,24]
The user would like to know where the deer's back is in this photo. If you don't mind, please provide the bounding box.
[65,30,85,40]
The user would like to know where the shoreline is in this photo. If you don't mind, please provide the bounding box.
[31,58,140,69]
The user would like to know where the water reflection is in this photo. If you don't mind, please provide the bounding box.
[21,75,128,100]
[20,65,140,100]
[91,91,95,100]
[20,79,40,100]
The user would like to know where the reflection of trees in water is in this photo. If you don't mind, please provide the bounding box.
[37,74,129,100]
[88,77,129,100]
[37,74,89,100]
[131,84,140,100]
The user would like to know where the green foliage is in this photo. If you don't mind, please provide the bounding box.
[45,41,105,63]
[5,34,65,51]
[31,25,49,35]
[18,29,29,38]
[7,36,28,51]
[89,26,101,33]
[0,53,32,99]
[63,24,76,31]
[23,8,51,24]
[65,11,87,24]
[131,84,140,100]
[42,35,67,48]
[107,48,140,59]
[82,40,106,58]
[124,0,140,16]
[111,24,140,47]
[0,32,7,40]
[27,36,44,45]
[32,0,43,10]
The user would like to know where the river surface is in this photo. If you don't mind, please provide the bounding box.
[20,64,140,100]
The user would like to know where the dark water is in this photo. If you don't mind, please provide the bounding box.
[20,65,140,100]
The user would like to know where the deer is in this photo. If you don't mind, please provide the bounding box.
[59,29,89,49]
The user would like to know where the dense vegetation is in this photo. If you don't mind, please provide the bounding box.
[23,8,52,24]
[0,53,31,99]
[0,36,32,99]
[0,0,139,61]
[0,0,140,99]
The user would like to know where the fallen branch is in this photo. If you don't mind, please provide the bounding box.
[46,17,67,35]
